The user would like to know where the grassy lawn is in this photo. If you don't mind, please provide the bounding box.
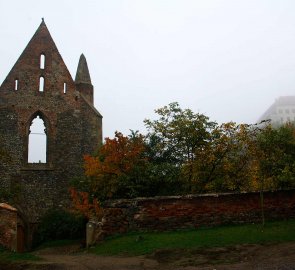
[0,245,41,263]
[91,219,295,256]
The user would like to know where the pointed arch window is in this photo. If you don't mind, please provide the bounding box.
[39,76,44,92]
[28,115,47,163]
[40,54,45,69]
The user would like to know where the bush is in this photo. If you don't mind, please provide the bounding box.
[33,208,86,247]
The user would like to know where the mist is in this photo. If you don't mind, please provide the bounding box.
[1,0,295,142]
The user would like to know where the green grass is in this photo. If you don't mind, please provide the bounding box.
[91,219,295,256]
[0,245,41,263]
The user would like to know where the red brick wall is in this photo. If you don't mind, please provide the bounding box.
[94,189,295,240]
[0,204,17,251]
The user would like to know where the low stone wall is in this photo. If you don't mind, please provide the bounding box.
[0,203,17,251]
[88,189,295,245]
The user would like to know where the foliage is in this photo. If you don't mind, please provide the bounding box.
[69,187,103,219]
[33,208,86,247]
[188,122,254,193]
[255,123,295,191]
[82,131,147,200]
[91,219,295,256]
[144,102,217,166]
[71,103,295,206]
[144,102,217,193]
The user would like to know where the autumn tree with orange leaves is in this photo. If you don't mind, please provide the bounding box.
[69,187,103,219]
[77,131,147,201]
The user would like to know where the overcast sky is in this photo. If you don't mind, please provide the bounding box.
[1,0,295,139]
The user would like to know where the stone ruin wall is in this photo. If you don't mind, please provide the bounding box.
[87,189,295,245]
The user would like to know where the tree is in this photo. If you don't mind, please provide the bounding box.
[255,123,295,190]
[143,133,184,196]
[144,102,217,188]
[188,122,254,193]
[69,187,102,219]
[81,131,147,200]
[233,122,295,226]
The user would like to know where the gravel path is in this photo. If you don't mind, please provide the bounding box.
[3,242,295,270]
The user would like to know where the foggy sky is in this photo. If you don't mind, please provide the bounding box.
[1,0,295,140]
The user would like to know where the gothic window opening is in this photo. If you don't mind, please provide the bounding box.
[40,54,45,69]
[39,76,44,92]
[14,79,18,91]
[63,82,67,94]
[28,115,47,163]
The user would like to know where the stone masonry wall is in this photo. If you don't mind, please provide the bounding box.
[90,189,295,243]
[0,21,102,226]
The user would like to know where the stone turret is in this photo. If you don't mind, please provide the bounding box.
[75,54,94,104]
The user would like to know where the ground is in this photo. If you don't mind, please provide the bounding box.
[1,242,295,270]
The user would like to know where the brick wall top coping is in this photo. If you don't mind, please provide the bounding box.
[0,203,17,212]
[104,189,295,207]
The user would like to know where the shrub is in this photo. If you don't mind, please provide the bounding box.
[33,208,86,247]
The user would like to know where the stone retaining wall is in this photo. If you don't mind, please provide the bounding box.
[88,189,295,245]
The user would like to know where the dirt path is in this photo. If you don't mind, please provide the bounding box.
[4,242,295,270]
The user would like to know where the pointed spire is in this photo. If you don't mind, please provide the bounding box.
[75,54,92,84]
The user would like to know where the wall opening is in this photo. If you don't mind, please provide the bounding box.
[28,115,47,163]
[40,54,45,69]
[14,79,18,91]
[39,77,44,92]
[63,82,67,94]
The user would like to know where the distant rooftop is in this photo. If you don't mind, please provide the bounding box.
[258,96,295,124]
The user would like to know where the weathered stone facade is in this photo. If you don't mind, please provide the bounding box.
[87,189,295,245]
[0,20,102,246]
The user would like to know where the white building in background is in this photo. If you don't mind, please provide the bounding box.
[258,96,295,126]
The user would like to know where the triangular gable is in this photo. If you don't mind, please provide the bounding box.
[0,20,75,94]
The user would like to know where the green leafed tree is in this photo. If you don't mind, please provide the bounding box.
[144,102,217,190]
[255,123,295,191]
[188,122,255,193]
